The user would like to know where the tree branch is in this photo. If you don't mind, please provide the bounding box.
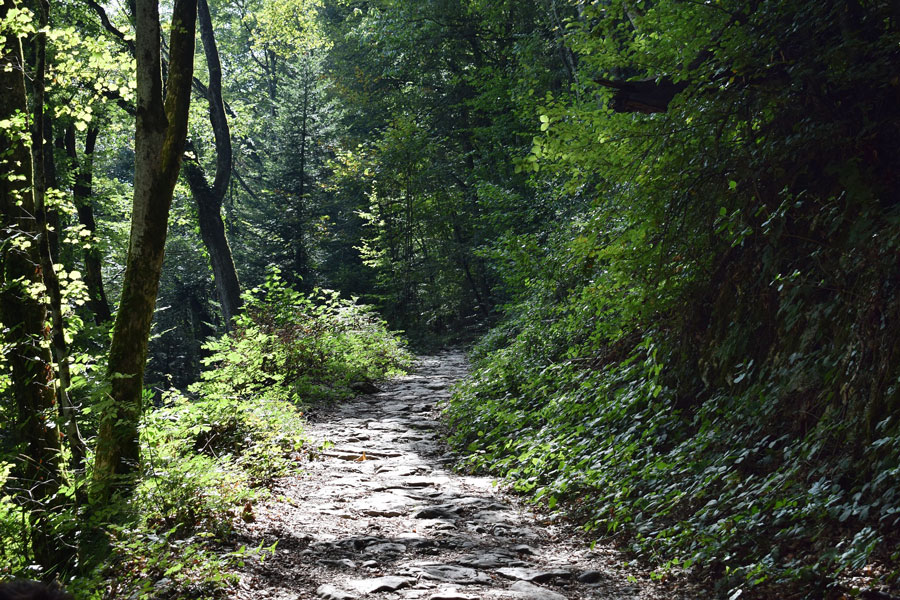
[81,0,135,55]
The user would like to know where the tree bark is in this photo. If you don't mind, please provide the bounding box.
[183,162,242,327]
[66,125,113,325]
[41,114,60,261]
[91,0,197,500]
[0,0,64,569]
[183,0,242,328]
[197,0,229,201]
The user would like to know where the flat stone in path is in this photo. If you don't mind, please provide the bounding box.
[369,476,444,491]
[365,542,407,555]
[353,492,416,517]
[418,564,491,584]
[495,567,572,583]
[407,419,441,430]
[411,505,460,520]
[506,581,568,600]
[350,576,415,594]
[455,551,527,569]
[376,464,431,476]
[368,421,407,431]
[429,590,479,600]
[317,584,359,600]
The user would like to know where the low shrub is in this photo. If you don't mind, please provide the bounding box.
[193,268,413,405]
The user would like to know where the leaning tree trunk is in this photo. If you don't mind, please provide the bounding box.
[0,0,64,569]
[183,0,242,328]
[91,0,197,501]
[183,163,242,326]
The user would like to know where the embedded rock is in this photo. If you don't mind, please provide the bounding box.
[419,564,491,584]
[317,584,359,600]
[349,576,414,594]
[507,582,567,600]
[496,567,571,583]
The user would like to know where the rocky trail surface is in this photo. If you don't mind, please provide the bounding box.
[230,353,694,600]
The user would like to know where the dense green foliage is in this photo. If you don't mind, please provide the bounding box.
[320,0,574,341]
[0,463,27,573]
[446,0,900,596]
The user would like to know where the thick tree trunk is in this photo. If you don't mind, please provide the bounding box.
[66,125,112,325]
[184,0,242,328]
[0,0,64,569]
[91,0,196,500]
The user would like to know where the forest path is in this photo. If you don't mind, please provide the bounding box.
[230,352,689,600]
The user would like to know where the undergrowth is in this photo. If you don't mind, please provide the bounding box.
[0,462,28,575]
[13,273,411,599]
[446,200,900,599]
[194,268,414,406]
[446,4,900,597]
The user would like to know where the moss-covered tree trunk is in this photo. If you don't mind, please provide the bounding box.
[0,0,63,569]
[91,0,197,500]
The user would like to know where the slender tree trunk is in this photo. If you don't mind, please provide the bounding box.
[184,0,242,328]
[28,0,87,472]
[188,288,216,351]
[91,0,197,501]
[0,0,64,569]
[547,0,577,82]
[197,0,229,202]
[293,66,310,281]
[266,48,278,114]
[41,115,60,261]
[66,125,113,325]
